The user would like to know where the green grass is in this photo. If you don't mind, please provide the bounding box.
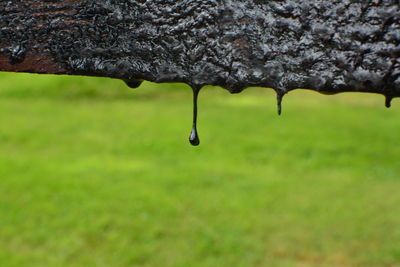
[0,72,399,266]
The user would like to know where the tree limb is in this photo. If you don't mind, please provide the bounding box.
[1,0,400,105]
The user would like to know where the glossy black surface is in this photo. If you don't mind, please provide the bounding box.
[2,0,399,97]
[189,86,201,146]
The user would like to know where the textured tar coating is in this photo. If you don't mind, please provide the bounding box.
[1,0,400,99]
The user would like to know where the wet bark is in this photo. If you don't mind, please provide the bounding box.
[1,0,400,103]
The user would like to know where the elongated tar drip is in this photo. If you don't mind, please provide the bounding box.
[189,86,201,146]
[276,91,285,115]
[385,95,393,108]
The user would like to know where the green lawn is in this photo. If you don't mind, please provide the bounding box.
[0,72,399,266]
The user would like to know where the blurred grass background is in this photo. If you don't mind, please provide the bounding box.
[0,72,399,266]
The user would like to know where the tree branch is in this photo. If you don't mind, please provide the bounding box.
[1,0,400,105]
